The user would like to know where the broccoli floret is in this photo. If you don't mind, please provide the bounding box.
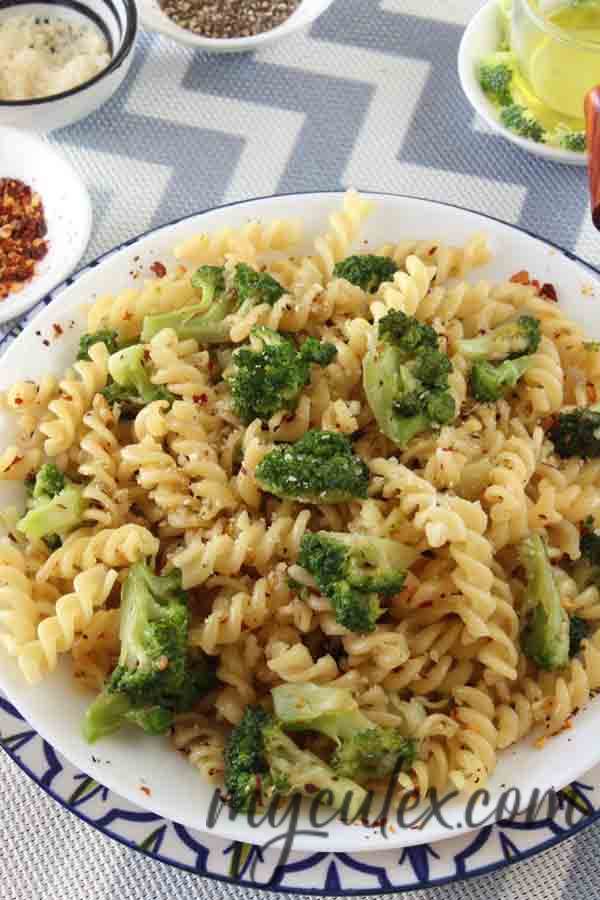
[548,126,587,153]
[272,683,417,784]
[191,265,226,303]
[569,615,589,658]
[297,532,418,633]
[501,104,545,142]
[83,563,214,743]
[32,463,65,499]
[469,356,534,403]
[458,316,541,362]
[363,310,456,449]
[141,264,285,345]
[549,407,600,458]
[572,527,600,592]
[581,528,600,565]
[478,51,515,106]
[332,255,398,293]
[77,330,121,361]
[142,266,235,344]
[101,345,174,414]
[17,464,86,544]
[377,310,439,353]
[255,430,369,504]
[233,263,285,310]
[520,535,569,671]
[223,706,367,819]
[227,326,337,425]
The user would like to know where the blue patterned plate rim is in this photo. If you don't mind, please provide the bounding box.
[1,693,598,895]
[1,190,599,893]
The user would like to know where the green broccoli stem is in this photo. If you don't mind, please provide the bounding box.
[141,295,233,344]
[520,535,569,671]
[83,692,133,743]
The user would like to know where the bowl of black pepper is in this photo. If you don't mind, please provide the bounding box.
[137,0,335,52]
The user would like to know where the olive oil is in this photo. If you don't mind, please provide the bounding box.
[511,0,600,129]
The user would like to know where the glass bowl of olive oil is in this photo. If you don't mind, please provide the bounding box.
[511,0,600,133]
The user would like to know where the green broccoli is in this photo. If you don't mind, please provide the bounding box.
[101,345,174,414]
[83,563,215,743]
[520,535,569,671]
[549,407,600,458]
[191,264,226,302]
[569,615,589,658]
[227,326,337,425]
[17,464,86,545]
[297,532,418,633]
[478,51,515,107]
[546,124,586,153]
[332,255,398,293]
[77,330,121,361]
[363,310,456,449]
[255,430,369,504]
[141,264,286,345]
[500,104,545,142]
[469,357,534,403]
[458,316,541,362]
[233,262,285,309]
[223,706,367,819]
[141,266,235,344]
[572,526,600,591]
[272,683,416,784]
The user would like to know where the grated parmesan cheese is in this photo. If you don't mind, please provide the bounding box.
[0,14,111,101]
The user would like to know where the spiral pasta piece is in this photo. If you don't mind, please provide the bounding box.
[37,525,159,581]
[40,343,110,456]
[18,566,118,684]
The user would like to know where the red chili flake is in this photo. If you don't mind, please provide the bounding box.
[510,270,531,285]
[140,785,151,796]
[150,261,167,278]
[13,397,23,405]
[587,384,597,404]
[539,282,558,302]
[52,323,64,337]
[541,415,557,431]
[428,246,438,256]
[304,784,319,794]
[193,393,208,405]
[0,179,49,300]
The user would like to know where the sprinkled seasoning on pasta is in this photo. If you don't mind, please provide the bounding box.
[2,190,600,818]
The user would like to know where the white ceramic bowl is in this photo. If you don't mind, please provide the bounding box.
[138,0,334,53]
[458,0,587,166]
[1,191,600,854]
[0,128,92,323]
[0,0,138,132]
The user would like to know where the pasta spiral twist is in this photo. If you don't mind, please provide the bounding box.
[37,525,159,581]
[18,566,118,684]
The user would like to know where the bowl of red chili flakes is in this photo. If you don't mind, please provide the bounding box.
[0,127,92,324]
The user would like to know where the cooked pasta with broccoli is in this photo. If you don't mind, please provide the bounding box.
[2,190,600,820]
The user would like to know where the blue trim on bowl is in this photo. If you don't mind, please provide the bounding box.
[1,190,599,894]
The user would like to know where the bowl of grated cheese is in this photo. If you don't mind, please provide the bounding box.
[0,0,138,131]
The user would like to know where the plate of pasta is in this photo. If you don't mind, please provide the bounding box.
[1,189,600,856]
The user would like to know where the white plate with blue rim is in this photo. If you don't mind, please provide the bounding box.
[1,191,600,887]
[0,129,92,324]
[458,0,587,166]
